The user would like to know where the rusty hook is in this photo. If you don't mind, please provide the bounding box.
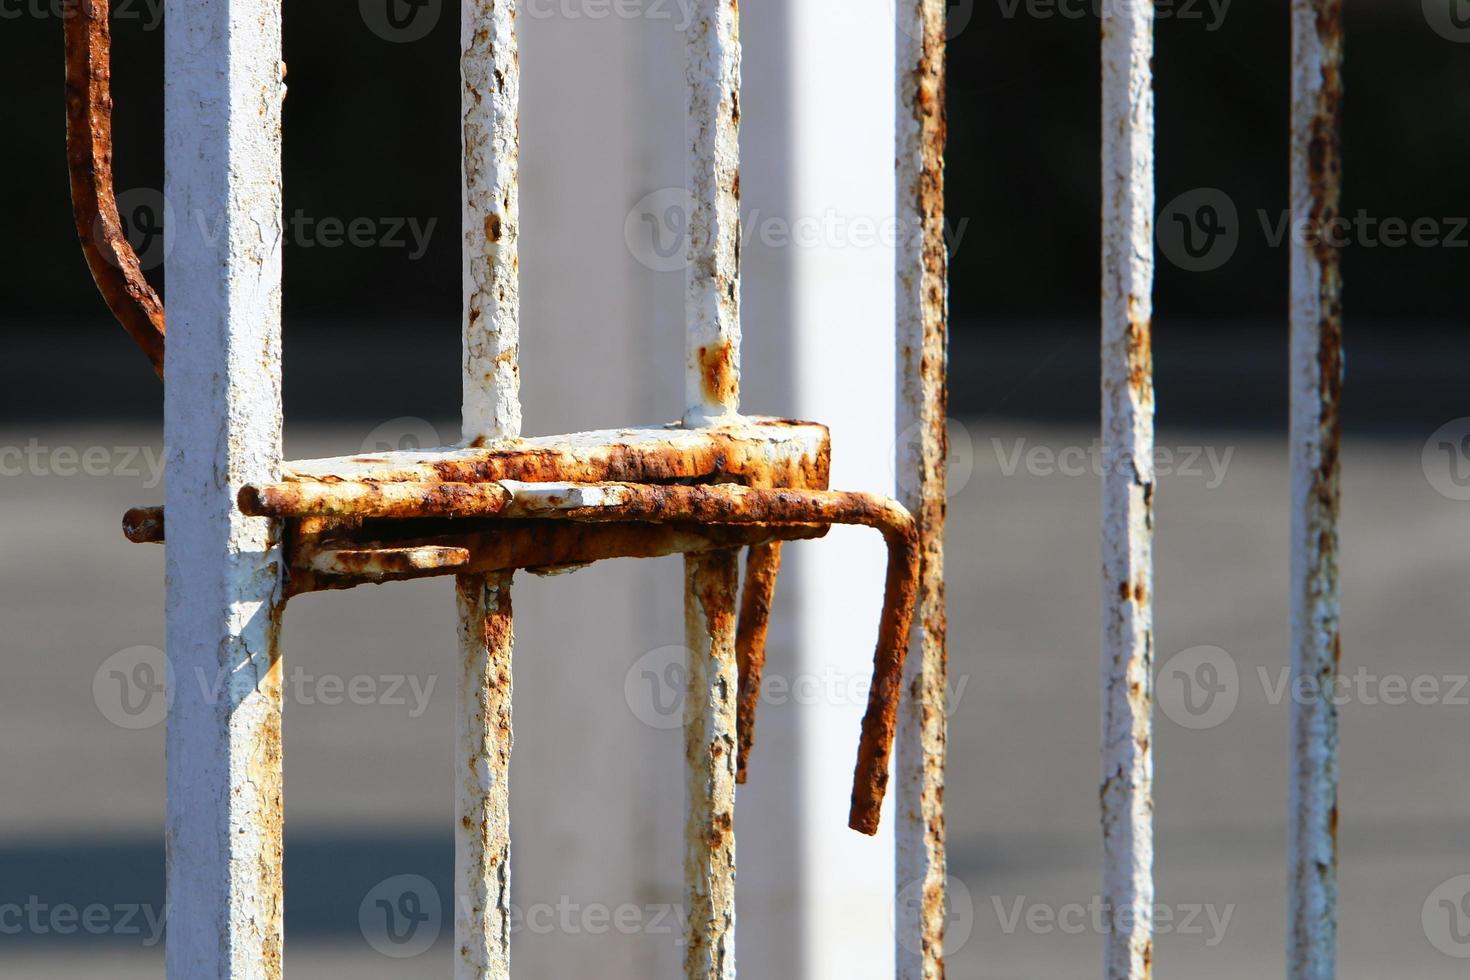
[64,0,166,377]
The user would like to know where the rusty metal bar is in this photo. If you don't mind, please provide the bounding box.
[283,420,831,491]
[1288,2,1344,977]
[63,0,167,377]
[161,0,286,974]
[458,0,520,974]
[683,549,740,979]
[293,523,828,590]
[1100,1,1156,977]
[456,569,515,980]
[240,480,512,519]
[684,0,742,427]
[894,0,950,973]
[735,541,781,784]
[684,0,742,968]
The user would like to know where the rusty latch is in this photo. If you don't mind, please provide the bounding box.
[120,424,919,835]
[71,0,919,836]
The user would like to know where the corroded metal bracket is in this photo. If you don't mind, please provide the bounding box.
[122,420,919,834]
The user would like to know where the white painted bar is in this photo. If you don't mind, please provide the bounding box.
[459,0,520,976]
[1100,2,1156,978]
[162,0,287,974]
[895,0,949,976]
[684,0,742,426]
[1288,1,1344,976]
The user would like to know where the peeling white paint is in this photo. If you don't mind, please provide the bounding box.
[463,0,522,445]
[684,0,742,426]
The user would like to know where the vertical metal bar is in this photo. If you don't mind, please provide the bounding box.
[894,0,949,977]
[1288,2,1344,977]
[459,1,520,976]
[1100,1,1156,978]
[684,0,742,427]
[684,549,740,980]
[455,571,515,980]
[162,0,286,974]
[463,0,522,444]
[684,1,740,972]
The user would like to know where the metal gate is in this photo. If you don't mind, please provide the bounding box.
[63,0,1348,976]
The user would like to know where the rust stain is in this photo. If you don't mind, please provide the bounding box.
[64,0,165,377]
[697,342,739,412]
[1125,294,1154,398]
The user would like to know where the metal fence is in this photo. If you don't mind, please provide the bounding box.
[62,0,1350,976]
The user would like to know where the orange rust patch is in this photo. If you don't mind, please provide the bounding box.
[697,342,739,412]
[1124,294,1154,396]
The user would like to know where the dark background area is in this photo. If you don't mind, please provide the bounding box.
[1,0,1466,427]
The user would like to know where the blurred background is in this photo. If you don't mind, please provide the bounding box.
[3,0,1470,976]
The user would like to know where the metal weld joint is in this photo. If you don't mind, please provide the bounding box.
[123,421,919,834]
